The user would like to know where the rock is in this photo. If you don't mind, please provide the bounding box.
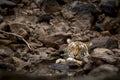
[41,0,61,13]
[0,61,15,71]
[100,31,111,36]
[37,14,53,24]
[39,38,59,49]
[10,0,21,4]
[51,61,81,71]
[30,42,43,49]
[9,22,30,39]
[27,54,42,64]
[50,32,71,44]
[12,57,30,71]
[0,46,14,57]
[91,48,116,63]
[70,1,96,14]
[0,15,3,22]
[112,49,120,57]
[61,8,75,19]
[101,16,120,34]
[100,0,119,17]
[29,47,58,62]
[38,32,71,49]
[51,21,70,32]
[90,37,118,50]
[0,39,13,45]
[0,22,8,33]
[51,63,69,71]
[56,0,66,5]
[0,0,16,8]
[89,64,119,77]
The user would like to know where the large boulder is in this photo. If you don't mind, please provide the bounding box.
[91,48,116,63]
[90,37,118,50]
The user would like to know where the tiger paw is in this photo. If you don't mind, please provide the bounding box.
[56,58,66,63]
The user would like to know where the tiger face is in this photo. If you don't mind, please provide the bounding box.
[66,39,92,59]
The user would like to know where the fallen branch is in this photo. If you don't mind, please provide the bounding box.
[0,30,32,50]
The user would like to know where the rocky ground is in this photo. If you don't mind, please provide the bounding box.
[0,0,120,80]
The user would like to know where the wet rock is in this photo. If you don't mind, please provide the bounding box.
[91,48,116,63]
[51,63,69,71]
[0,0,16,8]
[89,64,119,77]
[90,37,118,50]
[51,61,81,71]
[12,57,30,71]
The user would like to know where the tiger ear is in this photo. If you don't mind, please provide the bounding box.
[67,38,72,43]
[87,42,92,47]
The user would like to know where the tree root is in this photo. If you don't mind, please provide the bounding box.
[0,30,32,50]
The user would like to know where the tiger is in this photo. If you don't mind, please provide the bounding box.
[66,39,92,59]
[55,39,92,64]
